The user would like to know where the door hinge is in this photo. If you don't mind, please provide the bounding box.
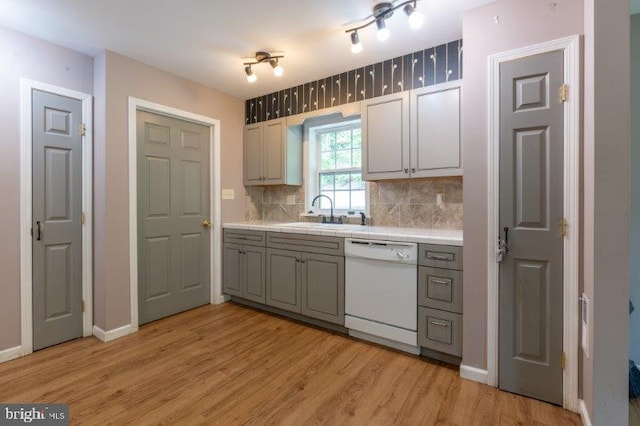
[80,123,86,137]
[80,212,86,225]
[82,300,85,313]
[560,218,568,238]
[560,351,567,370]
[560,84,569,102]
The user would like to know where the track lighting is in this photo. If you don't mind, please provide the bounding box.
[245,66,256,83]
[350,31,363,54]
[242,51,284,83]
[346,1,423,53]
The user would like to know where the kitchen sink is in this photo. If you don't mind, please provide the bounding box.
[277,222,365,230]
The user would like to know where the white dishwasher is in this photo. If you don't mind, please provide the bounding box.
[344,238,419,354]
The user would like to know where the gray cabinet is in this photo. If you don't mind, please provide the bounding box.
[266,248,302,312]
[243,119,302,186]
[222,230,266,303]
[362,81,462,181]
[410,84,462,178]
[301,253,344,324]
[265,233,345,325]
[417,243,463,359]
[362,92,410,180]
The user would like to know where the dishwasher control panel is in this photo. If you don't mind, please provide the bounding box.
[345,239,417,264]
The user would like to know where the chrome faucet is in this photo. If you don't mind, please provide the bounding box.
[311,194,336,223]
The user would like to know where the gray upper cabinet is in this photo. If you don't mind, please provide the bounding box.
[410,82,462,178]
[362,81,462,181]
[243,118,302,186]
[362,92,410,181]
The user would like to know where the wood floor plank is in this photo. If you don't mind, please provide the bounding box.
[0,302,582,425]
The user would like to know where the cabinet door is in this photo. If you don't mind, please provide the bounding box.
[410,84,462,177]
[301,253,344,325]
[263,119,285,184]
[362,92,410,180]
[244,123,263,185]
[266,248,301,313]
[222,243,242,297]
[244,246,266,304]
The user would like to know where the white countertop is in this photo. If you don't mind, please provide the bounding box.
[222,221,463,246]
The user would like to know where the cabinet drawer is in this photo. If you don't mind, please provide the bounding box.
[224,229,266,247]
[267,232,344,256]
[418,307,462,357]
[418,267,462,313]
[418,244,463,270]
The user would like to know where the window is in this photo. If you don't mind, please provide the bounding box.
[312,122,364,212]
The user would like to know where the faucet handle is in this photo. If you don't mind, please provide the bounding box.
[359,212,367,226]
[319,214,326,223]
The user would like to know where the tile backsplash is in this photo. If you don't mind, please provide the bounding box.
[244,177,463,230]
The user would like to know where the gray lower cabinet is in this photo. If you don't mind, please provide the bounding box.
[266,248,302,312]
[266,248,345,325]
[417,243,463,360]
[301,253,344,324]
[223,230,266,303]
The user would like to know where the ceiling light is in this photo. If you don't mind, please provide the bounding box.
[270,58,284,77]
[345,1,423,52]
[242,51,284,83]
[376,18,390,41]
[350,31,363,54]
[404,3,424,29]
[245,66,257,83]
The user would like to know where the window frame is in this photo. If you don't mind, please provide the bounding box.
[304,117,368,216]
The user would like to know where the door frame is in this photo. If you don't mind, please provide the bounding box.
[128,98,222,333]
[19,79,94,355]
[487,35,580,411]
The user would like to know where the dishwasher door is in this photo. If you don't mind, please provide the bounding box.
[344,239,418,337]
[345,256,418,331]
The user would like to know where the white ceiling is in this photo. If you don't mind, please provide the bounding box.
[0,0,494,99]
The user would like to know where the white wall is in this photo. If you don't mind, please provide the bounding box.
[630,13,640,365]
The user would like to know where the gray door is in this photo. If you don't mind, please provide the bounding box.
[499,51,564,405]
[301,253,344,325]
[137,111,211,325]
[32,89,83,351]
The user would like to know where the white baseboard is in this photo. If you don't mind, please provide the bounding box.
[0,346,23,364]
[93,324,132,342]
[459,364,489,384]
[578,399,592,426]
[214,295,230,304]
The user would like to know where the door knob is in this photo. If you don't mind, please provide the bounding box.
[202,220,212,229]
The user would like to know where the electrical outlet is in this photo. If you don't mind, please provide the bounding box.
[286,195,296,205]
[222,189,235,200]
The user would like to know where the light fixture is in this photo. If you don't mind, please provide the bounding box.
[245,65,257,83]
[345,1,423,53]
[404,3,424,29]
[350,31,363,54]
[242,51,284,83]
[269,58,284,77]
[375,17,390,41]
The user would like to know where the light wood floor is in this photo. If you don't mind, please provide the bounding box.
[631,397,640,426]
[0,303,581,425]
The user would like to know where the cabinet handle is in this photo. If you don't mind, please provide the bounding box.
[411,167,416,173]
[403,168,409,173]
[429,278,451,286]
[427,252,454,262]
[301,259,306,263]
[430,320,449,327]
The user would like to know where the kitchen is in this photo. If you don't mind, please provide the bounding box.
[0,0,631,425]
